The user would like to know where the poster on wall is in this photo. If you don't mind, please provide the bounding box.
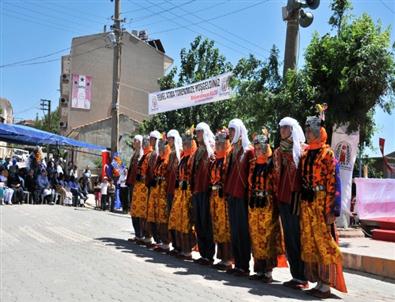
[71,74,92,110]
[148,72,233,115]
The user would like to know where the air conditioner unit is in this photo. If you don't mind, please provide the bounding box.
[62,73,70,83]
[59,121,67,128]
[60,97,68,106]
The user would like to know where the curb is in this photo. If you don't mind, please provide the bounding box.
[342,252,395,280]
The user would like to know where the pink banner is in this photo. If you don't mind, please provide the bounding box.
[71,74,92,110]
[354,178,395,219]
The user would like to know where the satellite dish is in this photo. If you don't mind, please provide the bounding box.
[299,9,314,27]
[306,0,320,10]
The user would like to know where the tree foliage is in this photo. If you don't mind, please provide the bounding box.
[34,107,60,134]
[141,1,394,148]
[305,4,395,146]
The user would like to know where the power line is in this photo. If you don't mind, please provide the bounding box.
[2,45,107,68]
[0,36,103,68]
[1,11,78,34]
[122,1,169,15]
[132,0,230,29]
[3,5,82,33]
[128,0,250,57]
[379,0,395,14]
[151,0,270,35]
[13,105,40,115]
[32,2,108,27]
[10,2,93,31]
[128,0,196,23]
[162,0,271,54]
[146,0,268,56]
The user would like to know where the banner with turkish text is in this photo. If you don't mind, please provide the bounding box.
[148,72,233,114]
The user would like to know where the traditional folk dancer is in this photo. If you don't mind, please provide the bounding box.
[248,130,284,283]
[126,135,144,242]
[168,128,197,260]
[147,137,172,252]
[146,130,160,246]
[273,117,309,289]
[300,116,347,298]
[210,129,233,271]
[129,136,153,246]
[165,130,183,255]
[190,122,216,266]
[224,119,254,277]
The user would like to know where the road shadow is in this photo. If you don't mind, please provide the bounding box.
[95,237,343,301]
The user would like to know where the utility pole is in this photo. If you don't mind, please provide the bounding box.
[40,99,51,130]
[111,0,122,155]
[283,10,299,76]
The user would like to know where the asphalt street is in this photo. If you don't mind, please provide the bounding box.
[1,205,394,302]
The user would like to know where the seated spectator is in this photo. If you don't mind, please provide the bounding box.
[68,176,86,207]
[8,166,24,204]
[0,168,14,205]
[25,169,36,203]
[36,169,54,205]
[55,173,67,205]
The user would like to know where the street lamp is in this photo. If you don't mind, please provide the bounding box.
[282,0,320,75]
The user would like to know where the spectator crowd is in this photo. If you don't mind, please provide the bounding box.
[0,147,91,207]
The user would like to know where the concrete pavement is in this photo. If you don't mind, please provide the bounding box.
[1,204,395,302]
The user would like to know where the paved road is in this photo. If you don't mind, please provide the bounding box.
[1,205,394,302]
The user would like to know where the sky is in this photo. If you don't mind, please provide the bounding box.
[0,0,394,156]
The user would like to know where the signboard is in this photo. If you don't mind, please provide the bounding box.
[71,74,92,110]
[148,72,233,115]
[331,125,359,228]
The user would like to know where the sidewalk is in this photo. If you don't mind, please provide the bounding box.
[340,236,395,279]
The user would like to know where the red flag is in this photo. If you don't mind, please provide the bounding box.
[379,138,394,172]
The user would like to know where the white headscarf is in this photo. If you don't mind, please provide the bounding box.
[134,135,144,160]
[196,122,215,157]
[167,129,182,162]
[228,118,250,151]
[279,117,305,167]
[149,130,161,154]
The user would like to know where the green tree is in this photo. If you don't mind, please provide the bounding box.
[34,107,60,134]
[141,36,233,133]
[304,0,395,146]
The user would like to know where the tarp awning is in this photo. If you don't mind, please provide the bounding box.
[0,123,106,151]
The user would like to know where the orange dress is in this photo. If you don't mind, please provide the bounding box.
[248,157,284,262]
[299,145,347,292]
[130,149,151,219]
[168,153,193,234]
[210,156,231,244]
[147,155,169,224]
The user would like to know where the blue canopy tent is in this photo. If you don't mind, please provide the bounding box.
[0,123,107,151]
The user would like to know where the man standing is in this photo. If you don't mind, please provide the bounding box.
[224,118,254,277]
[190,122,216,266]
[273,117,308,289]
[300,116,347,298]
